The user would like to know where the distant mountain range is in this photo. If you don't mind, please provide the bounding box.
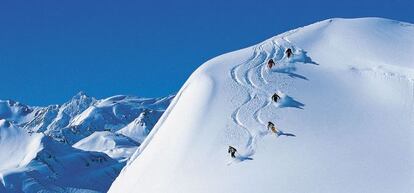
[0,92,173,192]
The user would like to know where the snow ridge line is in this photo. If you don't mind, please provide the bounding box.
[125,83,190,168]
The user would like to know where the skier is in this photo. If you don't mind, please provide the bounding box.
[267,122,278,134]
[272,93,281,103]
[228,146,237,158]
[267,59,275,69]
[267,122,296,137]
[285,48,293,58]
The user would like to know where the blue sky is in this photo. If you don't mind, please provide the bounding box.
[1,0,413,105]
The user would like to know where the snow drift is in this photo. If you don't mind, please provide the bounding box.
[110,18,414,193]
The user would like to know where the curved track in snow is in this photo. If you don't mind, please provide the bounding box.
[251,40,294,128]
[229,47,261,148]
[230,93,254,148]
[229,37,306,159]
[229,42,275,155]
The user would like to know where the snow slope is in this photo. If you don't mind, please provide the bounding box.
[73,131,139,161]
[110,18,414,193]
[0,134,123,193]
[0,120,43,172]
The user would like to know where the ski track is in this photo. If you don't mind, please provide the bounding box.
[230,60,246,86]
[245,44,268,93]
[230,93,254,149]
[229,36,305,161]
[249,44,267,89]
[229,45,264,151]
[229,42,274,156]
[252,98,271,126]
[252,40,284,130]
[229,47,261,149]
[229,42,270,156]
[258,44,277,85]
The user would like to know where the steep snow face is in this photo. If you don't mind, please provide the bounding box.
[0,120,43,172]
[110,18,414,193]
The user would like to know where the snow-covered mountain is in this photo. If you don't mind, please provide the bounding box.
[0,122,123,193]
[110,18,414,193]
[1,92,173,145]
[0,93,173,192]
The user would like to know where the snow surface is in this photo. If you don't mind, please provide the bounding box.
[1,134,123,193]
[110,18,414,193]
[73,131,139,161]
[0,120,43,172]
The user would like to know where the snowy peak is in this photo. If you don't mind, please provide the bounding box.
[0,100,33,124]
[63,91,96,116]
[72,91,89,100]
[116,109,164,143]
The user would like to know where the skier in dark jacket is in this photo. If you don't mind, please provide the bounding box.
[267,59,275,69]
[285,48,293,58]
[228,146,237,158]
[272,93,281,103]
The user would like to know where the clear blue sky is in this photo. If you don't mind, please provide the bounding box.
[1,0,413,106]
